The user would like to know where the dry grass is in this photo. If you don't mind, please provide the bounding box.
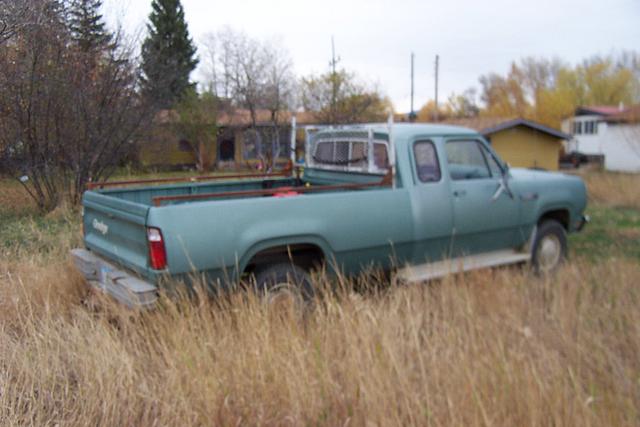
[578,171,640,210]
[1,172,639,426]
[0,178,36,214]
[1,253,639,425]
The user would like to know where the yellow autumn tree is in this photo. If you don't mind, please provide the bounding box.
[478,53,640,128]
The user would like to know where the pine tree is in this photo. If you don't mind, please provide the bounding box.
[141,0,198,109]
[67,0,112,53]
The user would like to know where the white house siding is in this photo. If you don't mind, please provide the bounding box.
[562,116,640,172]
[601,124,640,172]
[561,115,607,154]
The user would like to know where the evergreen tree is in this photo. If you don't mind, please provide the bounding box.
[67,0,112,53]
[141,0,198,109]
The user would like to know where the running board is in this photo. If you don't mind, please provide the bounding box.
[397,250,531,283]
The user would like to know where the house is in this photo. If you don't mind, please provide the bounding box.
[561,105,640,172]
[442,117,570,171]
[138,109,318,171]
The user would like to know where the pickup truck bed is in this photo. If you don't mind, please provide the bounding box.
[77,167,399,306]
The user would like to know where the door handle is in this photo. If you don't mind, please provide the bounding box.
[453,190,467,197]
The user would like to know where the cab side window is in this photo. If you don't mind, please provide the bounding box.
[445,140,491,180]
[414,141,441,183]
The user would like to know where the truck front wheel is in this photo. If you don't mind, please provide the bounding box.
[254,263,315,307]
[531,220,567,274]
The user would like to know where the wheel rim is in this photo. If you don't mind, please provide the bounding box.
[536,234,562,272]
[265,283,304,309]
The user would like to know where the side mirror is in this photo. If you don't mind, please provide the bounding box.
[492,170,515,202]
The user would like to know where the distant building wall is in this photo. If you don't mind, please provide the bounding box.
[562,116,640,172]
[138,124,294,170]
[561,115,608,154]
[601,124,640,172]
[138,125,209,169]
[489,126,561,171]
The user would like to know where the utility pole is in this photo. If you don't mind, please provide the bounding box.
[330,36,340,125]
[434,54,439,122]
[409,52,416,122]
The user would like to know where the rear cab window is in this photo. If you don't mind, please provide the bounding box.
[413,140,441,183]
[311,136,389,174]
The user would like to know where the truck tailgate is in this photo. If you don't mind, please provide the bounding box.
[82,191,151,275]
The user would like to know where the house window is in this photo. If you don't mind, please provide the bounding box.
[243,127,291,160]
[572,121,583,135]
[219,138,235,161]
[573,120,598,135]
[178,139,192,152]
[243,129,259,159]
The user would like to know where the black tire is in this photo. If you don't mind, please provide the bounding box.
[254,263,315,303]
[531,220,567,274]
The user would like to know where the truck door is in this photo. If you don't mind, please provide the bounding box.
[444,139,521,255]
[410,140,455,263]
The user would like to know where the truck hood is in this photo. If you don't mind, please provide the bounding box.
[509,167,585,193]
[508,167,572,181]
[508,167,588,217]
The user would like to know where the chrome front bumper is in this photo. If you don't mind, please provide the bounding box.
[576,214,590,232]
[71,248,158,308]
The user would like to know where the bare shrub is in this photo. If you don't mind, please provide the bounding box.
[0,1,153,211]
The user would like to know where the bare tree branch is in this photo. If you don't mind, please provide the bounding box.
[0,1,155,210]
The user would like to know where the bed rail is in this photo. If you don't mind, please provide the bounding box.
[87,161,294,190]
[151,169,393,206]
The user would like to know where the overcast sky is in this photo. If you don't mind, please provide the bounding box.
[103,0,640,112]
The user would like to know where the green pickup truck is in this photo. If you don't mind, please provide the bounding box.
[71,123,588,307]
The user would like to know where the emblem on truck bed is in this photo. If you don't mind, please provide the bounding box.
[92,219,109,235]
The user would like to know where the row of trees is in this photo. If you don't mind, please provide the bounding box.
[416,53,640,128]
[2,0,639,211]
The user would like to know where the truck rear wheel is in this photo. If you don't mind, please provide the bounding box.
[531,220,567,274]
[254,263,315,307]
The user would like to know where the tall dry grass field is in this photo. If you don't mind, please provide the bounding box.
[579,171,640,210]
[1,174,639,426]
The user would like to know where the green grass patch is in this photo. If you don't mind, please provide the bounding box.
[570,205,640,262]
[0,211,80,258]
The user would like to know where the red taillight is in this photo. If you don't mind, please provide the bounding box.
[147,227,167,270]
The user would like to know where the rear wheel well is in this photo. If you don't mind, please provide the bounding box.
[538,209,570,230]
[244,244,325,275]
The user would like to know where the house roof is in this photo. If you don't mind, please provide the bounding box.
[604,105,640,123]
[155,108,320,127]
[575,105,627,116]
[442,117,571,140]
[217,109,319,127]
